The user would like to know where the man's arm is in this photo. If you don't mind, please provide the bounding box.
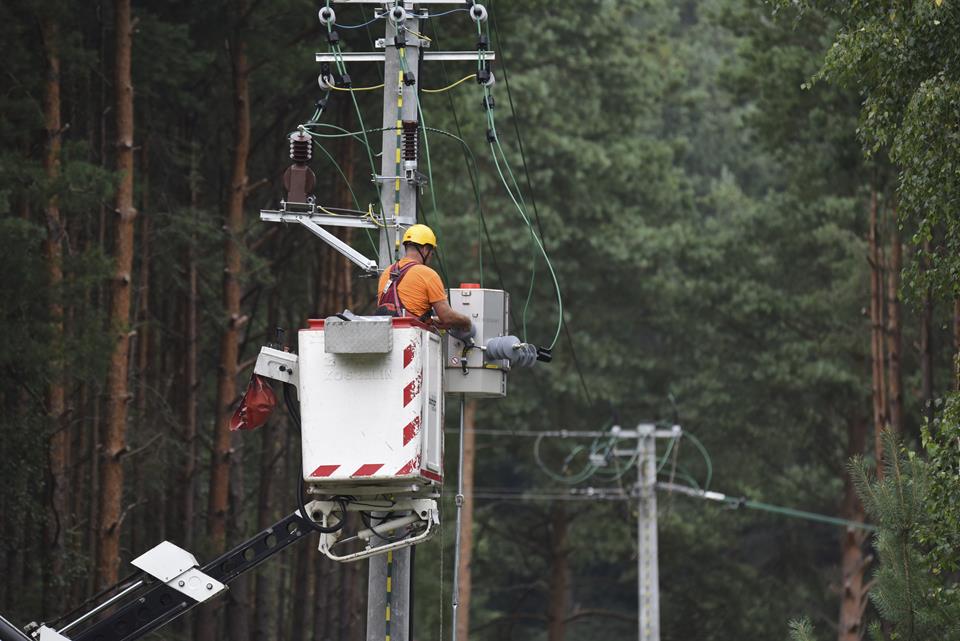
[431,299,471,330]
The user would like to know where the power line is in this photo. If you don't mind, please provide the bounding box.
[427,18,518,330]
[488,2,594,404]
[438,485,876,531]
[657,482,877,532]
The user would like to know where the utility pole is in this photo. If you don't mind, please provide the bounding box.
[306,4,496,641]
[636,425,660,641]
[543,424,678,641]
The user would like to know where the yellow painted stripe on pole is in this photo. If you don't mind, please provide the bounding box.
[386,607,391,621]
[395,148,401,163]
[387,576,392,591]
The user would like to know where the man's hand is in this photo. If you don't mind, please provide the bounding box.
[449,319,477,343]
[431,299,472,331]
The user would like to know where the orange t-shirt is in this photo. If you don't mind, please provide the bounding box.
[377,258,447,318]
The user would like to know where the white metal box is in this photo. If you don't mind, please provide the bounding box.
[299,317,444,490]
[444,286,509,398]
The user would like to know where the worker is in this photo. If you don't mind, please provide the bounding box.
[377,224,475,340]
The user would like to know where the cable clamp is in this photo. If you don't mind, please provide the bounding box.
[476,67,495,88]
[318,6,336,25]
[389,5,407,24]
[470,3,488,22]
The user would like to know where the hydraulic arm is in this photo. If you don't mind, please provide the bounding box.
[1,509,315,641]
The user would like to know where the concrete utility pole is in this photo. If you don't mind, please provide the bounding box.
[636,425,660,641]
[545,425,678,641]
[312,4,497,641]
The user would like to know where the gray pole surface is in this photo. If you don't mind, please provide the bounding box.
[376,11,422,268]
[367,8,422,641]
[637,426,660,641]
[451,394,467,641]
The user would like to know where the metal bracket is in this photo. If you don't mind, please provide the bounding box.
[374,37,431,49]
[131,542,226,604]
[254,346,299,388]
[307,499,439,563]
[260,210,379,273]
[36,627,69,641]
[315,51,495,64]
[262,205,377,229]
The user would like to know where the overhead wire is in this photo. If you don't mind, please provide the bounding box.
[327,82,385,92]
[421,74,475,94]
[488,0,593,404]
[428,19,514,313]
[476,17,563,351]
[335,15,382,30]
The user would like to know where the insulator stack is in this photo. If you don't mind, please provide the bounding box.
[289,131,312,164]
[402,120,418,162]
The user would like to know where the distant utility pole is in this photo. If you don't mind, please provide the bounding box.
[549,424,680,641]
[635,424,662,641]
[312,4,495,641]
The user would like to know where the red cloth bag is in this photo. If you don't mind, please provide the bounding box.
[230,374,277,431]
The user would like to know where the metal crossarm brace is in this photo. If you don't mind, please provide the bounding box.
[260,212,379,273]
[65,510,314,641]
[315,51,496,63]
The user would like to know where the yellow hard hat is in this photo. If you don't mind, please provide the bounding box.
[402,224,437,248]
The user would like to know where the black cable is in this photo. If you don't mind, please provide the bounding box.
[358,510,409,543]
[488,2,594,405]
[489,1,546,241]
[428,19,519,330]
[284,383,344,534]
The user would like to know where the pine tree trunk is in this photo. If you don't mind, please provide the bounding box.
[547,506,570,641]
[920,239,934,426]
[885,214,903,435]
[131,134,150,555]
[456,399,478,641]
[868,186,887,476]
[179,139,200,550]
[199,5,250,635]
[837,416,869,641]
[40,11,68,616]
[97,0,137,589]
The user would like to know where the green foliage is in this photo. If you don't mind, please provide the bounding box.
[919,392,960,576]
[780,0,960,301]
[850,431,960,641]
[788,617,816,641]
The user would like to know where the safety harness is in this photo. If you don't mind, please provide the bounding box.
[376,260,417,317]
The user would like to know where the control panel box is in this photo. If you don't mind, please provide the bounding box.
[444,286,509,398]
[298,317,444,490]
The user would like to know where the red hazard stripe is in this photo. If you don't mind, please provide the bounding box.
[421,469,442,483]
[310,465,340,478]
[403,341,416,368]
[402,416,422,446]
[403,374,422,407]
[396,456,421,476]
[351,463,384,477]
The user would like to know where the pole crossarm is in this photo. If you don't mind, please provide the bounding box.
[260,210,379,273]
[330,1,474,4]
[315,51,495,63]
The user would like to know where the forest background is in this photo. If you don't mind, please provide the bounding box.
[1,1,959,641]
